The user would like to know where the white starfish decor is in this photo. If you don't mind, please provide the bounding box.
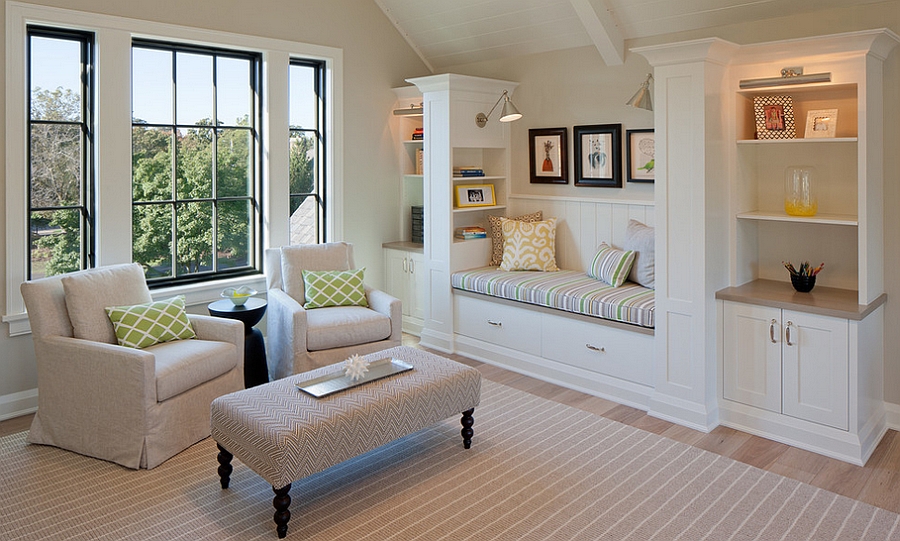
[343,354,370,381]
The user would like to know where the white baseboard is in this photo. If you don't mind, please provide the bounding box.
[885,401,900,431]
[0,388,38,421]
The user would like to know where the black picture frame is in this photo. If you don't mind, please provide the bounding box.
[626,129,655,183]
[574,124,622,187]
[529,127,568,184]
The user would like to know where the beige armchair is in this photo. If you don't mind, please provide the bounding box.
[21,263,244,469]
[265,242,402,380]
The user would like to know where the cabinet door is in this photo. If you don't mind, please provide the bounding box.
[723,302,782,413]
[782,311,849,430]
[384,249,410,316]
[407,251,425,320]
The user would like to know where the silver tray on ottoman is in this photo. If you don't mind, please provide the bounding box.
[295,358,414,398]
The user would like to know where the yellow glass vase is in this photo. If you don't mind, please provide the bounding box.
[784,166,817,216]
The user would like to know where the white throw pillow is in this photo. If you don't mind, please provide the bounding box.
[624,219,655,289]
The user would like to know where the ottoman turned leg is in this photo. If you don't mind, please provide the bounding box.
[216,444,233,489]
[273,484,292,539]
[460,408,475,449]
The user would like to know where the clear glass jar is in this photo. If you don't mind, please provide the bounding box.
[784,166,817,216]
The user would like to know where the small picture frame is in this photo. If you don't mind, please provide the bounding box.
[626,129,654,183]
[804,109,838,138]
[753,95,796,139]
[529,127,568,184]
[455,184,495,208]
[574,124,622,187]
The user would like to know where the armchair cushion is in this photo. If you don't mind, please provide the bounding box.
[149,338,239,401]
[61,263,152,344]
[306,305,392,351]
[302,268,368,309]
[105,295,196,349]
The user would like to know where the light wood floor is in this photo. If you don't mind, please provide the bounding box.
[4,334,900,516]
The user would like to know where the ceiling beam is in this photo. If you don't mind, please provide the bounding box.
[569,0,624,66]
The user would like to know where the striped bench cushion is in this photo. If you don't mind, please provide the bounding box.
[451,267,654,328]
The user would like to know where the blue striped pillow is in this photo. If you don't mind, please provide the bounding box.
[588,242,635,287]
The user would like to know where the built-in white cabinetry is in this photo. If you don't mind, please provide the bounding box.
[384,87,425,335]
[723,300,848,430]
[407,74,517,351]
[636,29,897,465]
[383,242,425,335]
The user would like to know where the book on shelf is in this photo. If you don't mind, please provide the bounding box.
[411,127,424,140]
[415,148,424,175]
[454,226,487,240]
[452,166,484,177]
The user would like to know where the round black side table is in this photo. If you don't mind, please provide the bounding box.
[208,297,268,388]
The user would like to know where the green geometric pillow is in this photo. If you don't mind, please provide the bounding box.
[105,295,196,349]
[302,268,368,309]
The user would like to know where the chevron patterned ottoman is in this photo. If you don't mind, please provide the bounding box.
[210,346,481,538]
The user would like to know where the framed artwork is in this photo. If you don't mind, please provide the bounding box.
[626,129,655,183]
[574,124,622,187]
[529,127,568,184]
[804,108,838,138]
[753,95,796,139]
[455,184,495,208]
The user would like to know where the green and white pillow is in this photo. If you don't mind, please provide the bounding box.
[105,295,196,349]
[302,268,368,309]
[588,242,635,287]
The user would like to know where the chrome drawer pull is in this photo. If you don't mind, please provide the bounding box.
[785,321,795,346]
[769,319,778,344]
[585,344,605,353]
[487,320,502,327]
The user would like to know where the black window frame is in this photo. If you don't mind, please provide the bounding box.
[26,25,95,280]
[131,38,264,287]
[289,58,327,244]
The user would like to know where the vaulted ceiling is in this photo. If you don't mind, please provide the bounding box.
[374,0,886,71]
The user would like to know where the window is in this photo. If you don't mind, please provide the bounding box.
[6,4,342,335]
[289,60,325,245]
[131,41,262,285]
[27,27,94,280]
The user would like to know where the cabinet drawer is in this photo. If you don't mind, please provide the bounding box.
[541,314,654,385]
[454,294,541,353]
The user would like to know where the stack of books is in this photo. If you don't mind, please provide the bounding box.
[411,206,424,243]
[411,127,424,140]
[454,226,486,240]
[453,166,484,177]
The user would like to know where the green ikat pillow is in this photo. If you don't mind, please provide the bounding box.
[302,268,369,309]
[105,295,196,349]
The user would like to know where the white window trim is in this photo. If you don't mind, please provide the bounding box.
[4,1,343,336]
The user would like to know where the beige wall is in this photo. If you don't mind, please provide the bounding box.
[0,0,428,413]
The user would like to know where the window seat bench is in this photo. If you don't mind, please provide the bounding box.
[450,267,656,410]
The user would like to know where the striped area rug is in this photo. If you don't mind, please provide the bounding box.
[2,380,899,540]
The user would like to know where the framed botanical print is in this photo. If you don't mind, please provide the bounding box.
[626,129,654,183]
[574,124,622,187]
[529,127,568,184]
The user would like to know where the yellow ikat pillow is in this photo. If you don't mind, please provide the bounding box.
[499,217,559,272]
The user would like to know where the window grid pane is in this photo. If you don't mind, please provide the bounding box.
[27,27,93,279]
[132,40,261,285]
[289,60,325,245]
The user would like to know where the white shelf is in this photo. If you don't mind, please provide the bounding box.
[736,210,857,226]
[403,139,424,145]
[452,176,504,182]
[736,137,857,145]
[453,205,506,214]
